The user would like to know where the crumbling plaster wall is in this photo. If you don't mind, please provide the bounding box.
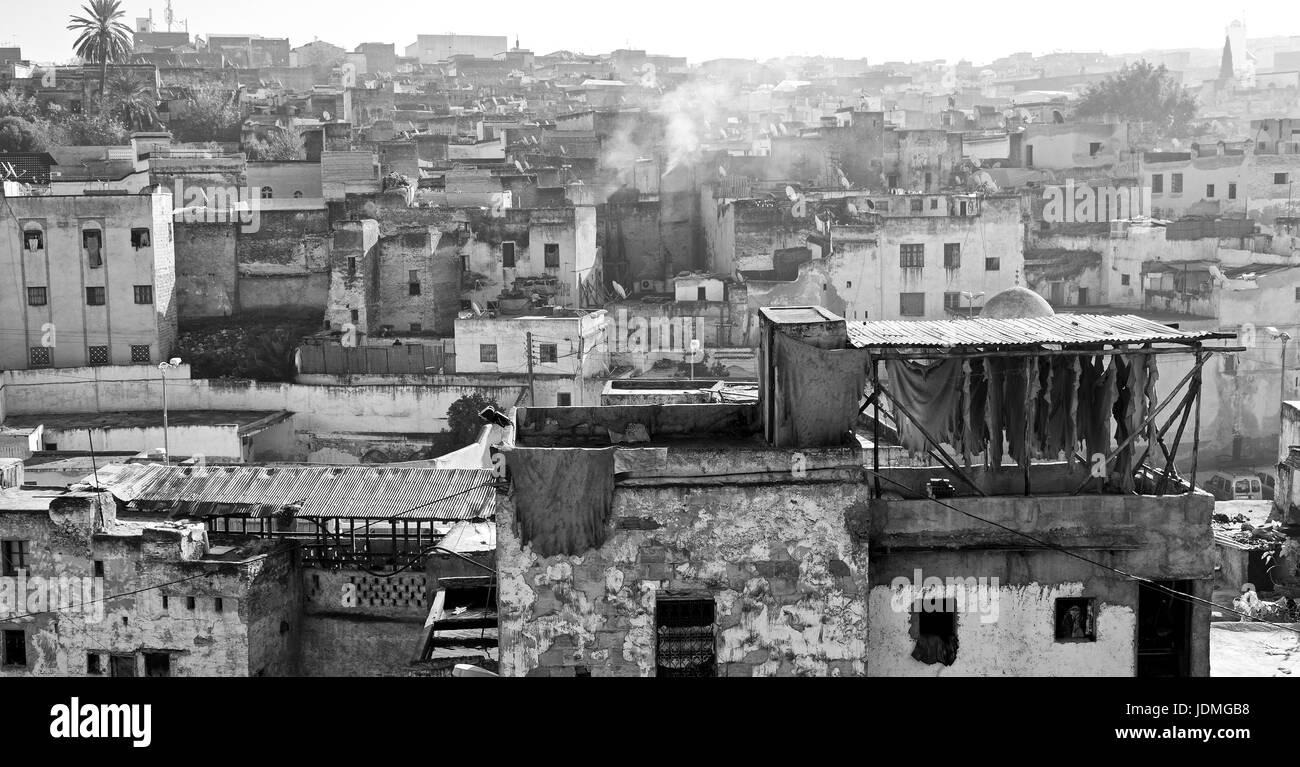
[497,481,871,677]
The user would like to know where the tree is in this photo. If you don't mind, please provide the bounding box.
[446,393,500,447]
[0,116,49,152]
[1220,37,1234,81]
[171,84,241,142]
[67,0,133,110]
[52,111,128,145]
[1075,60,1198,137]
[102,71,159,131]
[247,125,305,161]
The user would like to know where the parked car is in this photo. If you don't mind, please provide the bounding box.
[1202,471,1264,501]
[1256,471,1276,501]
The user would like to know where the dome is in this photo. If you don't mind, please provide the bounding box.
[981,286,1055,319]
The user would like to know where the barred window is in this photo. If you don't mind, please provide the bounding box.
[29,347,51,367]
[24,230,43,251]
[900,292,926,316]
[985,257,1001,271]
[544,243,560,268]
[27,287,47,306]
[130,345,151,363]
[655,599,716,677]
[86,286,106,305]
[538,343,558,363]
[943,243,961,268]
[480,344,498,363]
[133,285,154,304]
[900,243,925,268]
[944,292,963,311]
[88,346,109,366]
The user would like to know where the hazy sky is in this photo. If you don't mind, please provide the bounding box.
[6,0,1298,66]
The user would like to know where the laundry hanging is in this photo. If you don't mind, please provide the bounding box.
[507,446,615,557]
[883,357,964,458]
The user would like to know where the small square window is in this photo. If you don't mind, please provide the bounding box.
[910,598,958,666]
[538,343,558,363]
[350,309,359,323]
[985,257,1001,271]
[130,344,151,363]
[133,285,154,304]
[930,198,939,210]
[131,228,151,248]
[1151,174,1163,193]
[86,286,105,305]
[910,198,923,213]
[943,243,961,268]
[544,243,559,268]
[29,346,51,368]
[1276,173,1290,185]
[943,292,962,311]
[24,230,43,251]
[900,243,925,268]
[3,630,27,667]
[1089,141,1102,156]
[1206,184,1215,198]
[900,292,925,316]
[144,652,170,677]
[1171,173,1183,193]
[186,596,196,610]
[26,286,47,306]
[88,346,109,366]
[557,392,572,406]
[1121,274,1131,286]
[87,653,102,675]
[2,540,29,576]
[1055,597,1096,641]
[409,323,421,333]
[93,560,104,577]
[480,344,498,363]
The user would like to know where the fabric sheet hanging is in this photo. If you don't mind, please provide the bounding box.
[507,446,615,557]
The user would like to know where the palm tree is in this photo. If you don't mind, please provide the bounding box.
[105,71,159,130]
[67,0,133,111]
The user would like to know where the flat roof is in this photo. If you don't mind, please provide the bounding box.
[5,410,292,435]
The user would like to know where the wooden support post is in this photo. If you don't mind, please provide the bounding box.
[1189,348,1204,495]
[871,358,880,498]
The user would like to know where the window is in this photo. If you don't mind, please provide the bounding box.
[26,286,47,306]
[23,230,43,251]
[557,392,572,406]
[260,186,273,199]
[87,653,102,675]
[409,269,421,295]
[924,172,932,189]
[130,345,151,363]
[86,286,105,305]
[910,197,923,213]
[930,198,938,210]
[697,286,707,300]
[131,228,151,248]
[214,597,223,613]
[409,323,421,333]
[2,540,29,576]
[886,173,899,188]
[1295,286,1300,302]
[186,596,196,610]
[911,598,958,665]
[110,654,135,677]
[985,257,1001,271]
[1276,173,1290,185]
[83,229,102,268]
[347,257,356,277]
[943,243,961,268]
[846,281,852,288]
[1171,173,1183,193]
[479,344,498,363]
[350,309,359,323]
[1121,274,1131,286]
[161,595,169,610]
[93,560,104,577]
[655,598,716,677]
[1229,182,1237,199]
[900,243,925,268]
[88,346,109,366]
[1206,184,1215,198]
[1151,173,1163,193]
[502,241,516,267]
[2,630,26,667]
[1055,597,1096,641]
[143,652,170,677]
[544,243,559,268]
[944,292,962,311]
[293,190,303,198]
[29,347,51,367]
[1089,141,1102,157]
[538,343,558,363]
[900,292,926,316]
[1223,354,1238,375]
[133,285,154,304]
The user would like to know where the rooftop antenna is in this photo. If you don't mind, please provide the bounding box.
[164,0,174,32]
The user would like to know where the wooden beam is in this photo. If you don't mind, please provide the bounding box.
[1189,348,1204,495]
[869,345,1244,362]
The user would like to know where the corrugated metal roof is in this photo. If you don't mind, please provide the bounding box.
[847,314,1228,348]
[101,464,495,520]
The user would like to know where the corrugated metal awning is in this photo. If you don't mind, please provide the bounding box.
[847,314,1231,349]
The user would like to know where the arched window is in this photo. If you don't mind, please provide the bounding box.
[293,190,303,198]
[260,186,273,199]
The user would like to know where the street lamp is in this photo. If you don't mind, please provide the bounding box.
[158,357,182,465]
[961,291,985,319]
[1266,328,1292,450]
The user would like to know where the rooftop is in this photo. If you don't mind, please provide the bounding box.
[847,313,1232,349]
[4,410,293,435]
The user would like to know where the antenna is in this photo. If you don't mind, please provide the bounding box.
[164,0,174,32]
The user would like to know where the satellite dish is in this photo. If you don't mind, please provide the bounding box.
[846,202,858,216]
[612,281,628,299]
[322,110,331,121]
[785,185,798,201]
[471,301,483,315]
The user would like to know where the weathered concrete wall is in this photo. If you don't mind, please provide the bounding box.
[298,568,427,676]
[238,208,332,314]
[497,477,871,677]
[175,222,238,318]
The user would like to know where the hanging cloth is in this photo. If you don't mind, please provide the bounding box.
[884,357,964,458]
[507,446,615,557]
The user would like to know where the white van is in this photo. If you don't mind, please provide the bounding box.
[1203,472,1263,501]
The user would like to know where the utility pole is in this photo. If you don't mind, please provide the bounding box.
[525,331,536,405]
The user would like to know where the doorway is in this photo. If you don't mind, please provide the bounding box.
[1137,580,1192,677]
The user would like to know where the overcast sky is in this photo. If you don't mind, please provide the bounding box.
[7,0,1297,66]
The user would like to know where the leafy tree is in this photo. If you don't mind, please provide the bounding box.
[53,111,129,145]
[247,125,305,161]
[170,84,242,142]
[102,71,159,131]
[67,0,133,110]
[446,393,500,447]
[0,88,42,120]
[1075,60,1198,137]
[0,116,49,152]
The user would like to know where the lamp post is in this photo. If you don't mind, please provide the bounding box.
[1266,327,1292,451]
[961,290,985,319]
[158,357,182,465]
